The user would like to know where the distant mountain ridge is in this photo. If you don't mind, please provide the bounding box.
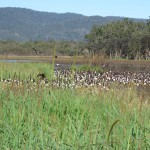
[0,7,146,41]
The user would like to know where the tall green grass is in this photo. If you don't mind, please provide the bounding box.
[71,64,103,72]
[0,62,53,80]
[0,62,149,149]
[0,87,149,149]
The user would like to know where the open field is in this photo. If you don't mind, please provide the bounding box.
[0,61,150,149]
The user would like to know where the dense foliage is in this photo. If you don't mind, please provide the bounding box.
[85,18,150,60]
[0,40,84,56]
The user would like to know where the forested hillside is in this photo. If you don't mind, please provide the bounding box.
[0,7,145,41]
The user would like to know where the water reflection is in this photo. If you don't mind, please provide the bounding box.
[0,59,45,63]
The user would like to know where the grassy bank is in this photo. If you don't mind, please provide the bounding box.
[0,62,150,149]
[0,62,53,80]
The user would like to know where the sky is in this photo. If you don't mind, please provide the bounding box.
[0,0,150,19]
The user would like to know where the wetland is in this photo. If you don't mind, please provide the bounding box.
[0,56,150,149]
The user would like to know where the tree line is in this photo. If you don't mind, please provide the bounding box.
[0,40,84,56]
[85,18,150,60]
[0,18,150,60]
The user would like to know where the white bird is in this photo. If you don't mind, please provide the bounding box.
[56,64,60,67]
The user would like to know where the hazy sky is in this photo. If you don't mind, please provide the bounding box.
[0,0,149,19]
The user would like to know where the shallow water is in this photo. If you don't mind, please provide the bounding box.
[0,59,46,63]
[0,59,150,72]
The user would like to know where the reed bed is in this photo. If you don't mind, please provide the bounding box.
[0,62,150,149]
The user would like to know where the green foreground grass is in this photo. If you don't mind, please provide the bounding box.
[0,62,54,80]
[0,62,150,149]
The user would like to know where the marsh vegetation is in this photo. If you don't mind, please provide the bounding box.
[0,61,149,149]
